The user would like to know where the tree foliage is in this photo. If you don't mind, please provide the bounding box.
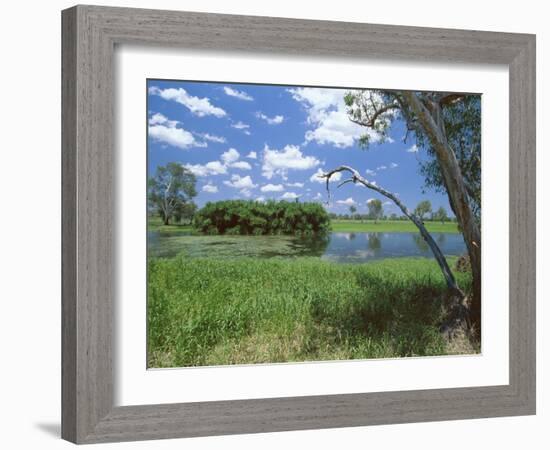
[344,90,481,222]
[342,89,482,330]
[148,162,198,225]
[367,199,383,223]
[432,206,449,224]
[193,200,330,236]
[414,200,432,220]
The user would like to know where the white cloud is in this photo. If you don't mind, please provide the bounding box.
[407,144,419,153]
[223,86,254,101]
[231,121,250,130]
[205,161,227,174]
[202,183,218,193]
[231,161,252,170]
[184,160,227,176]
[148,112,178,128]
[390,162,398,168]
[148,86,226,117]
[246,151,257,159]
[377,165,387,171]
[256,112,284,125]
[220,148,251,169]
[183,164,209,177]
[148,113,206,150]
[365,169,377,176]
[223,174,257,190]
[383,201,393,206]
[286,182,304,188]
[261,183,284,192]
[256,196,266,202]
[221,148,240,165]
[336,197,356,206]
[201,133,226,144]
[309,168,342,183]
[186,147,252,177]
[262,144,320,179]
[281,192,299,200]
[288,88,385,148]
[231,121,251,135]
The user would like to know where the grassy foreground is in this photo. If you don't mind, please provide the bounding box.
[331,219,459,233]
[148,257,475,368]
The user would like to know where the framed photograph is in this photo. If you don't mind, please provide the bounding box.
[62,5,536,444]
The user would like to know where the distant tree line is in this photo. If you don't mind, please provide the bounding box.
[194,200,330,236]
[332,200,454,223]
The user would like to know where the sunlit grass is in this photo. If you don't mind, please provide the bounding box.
[147,256,476,368]
[331,219,459,233]
[147,215,194,233]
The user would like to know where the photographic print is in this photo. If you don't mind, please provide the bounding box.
[146,80,481,368]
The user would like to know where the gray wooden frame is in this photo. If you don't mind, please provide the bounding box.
[62,4,536,444]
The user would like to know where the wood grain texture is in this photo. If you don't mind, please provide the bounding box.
[61,5,536,444]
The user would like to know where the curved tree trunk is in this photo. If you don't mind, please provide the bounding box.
[322,166,463,298]
[401,93,481,333]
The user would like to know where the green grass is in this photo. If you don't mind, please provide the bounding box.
[331,219,459,233]
[147,256,476,368]
[147,215,459,235]
[148,215,193,233]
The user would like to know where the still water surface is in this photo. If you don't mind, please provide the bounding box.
[148,231,466,263]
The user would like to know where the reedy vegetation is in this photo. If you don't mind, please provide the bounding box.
[147,256,476,368]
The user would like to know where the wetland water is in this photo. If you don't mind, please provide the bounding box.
[148,230,466,263]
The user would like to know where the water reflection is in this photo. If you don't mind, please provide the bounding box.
[412,234,429,252]
[321,231,465,263]
[367,233,381,252]
[148,230,466,263]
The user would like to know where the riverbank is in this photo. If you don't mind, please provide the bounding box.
[147,256,476,368]
[331,219,459,233]
[147,216,460,234]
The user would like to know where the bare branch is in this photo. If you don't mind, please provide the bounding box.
[320,165,463,297]
[439,93,465,107]
[349,103,400,128]
[337,178,355,189]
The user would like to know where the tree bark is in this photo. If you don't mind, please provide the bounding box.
[401,93,481,333]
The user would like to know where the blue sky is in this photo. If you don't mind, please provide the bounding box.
[147,79,453,216]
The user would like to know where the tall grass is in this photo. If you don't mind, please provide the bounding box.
[147,257,475,368]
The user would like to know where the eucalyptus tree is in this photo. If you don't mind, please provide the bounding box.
[433,206,449,225]
[324,90,481,331]
[148,162,197,225]
[414,200,432,221]
[367,199,383,223]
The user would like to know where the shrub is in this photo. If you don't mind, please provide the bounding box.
[193,200,330,235]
